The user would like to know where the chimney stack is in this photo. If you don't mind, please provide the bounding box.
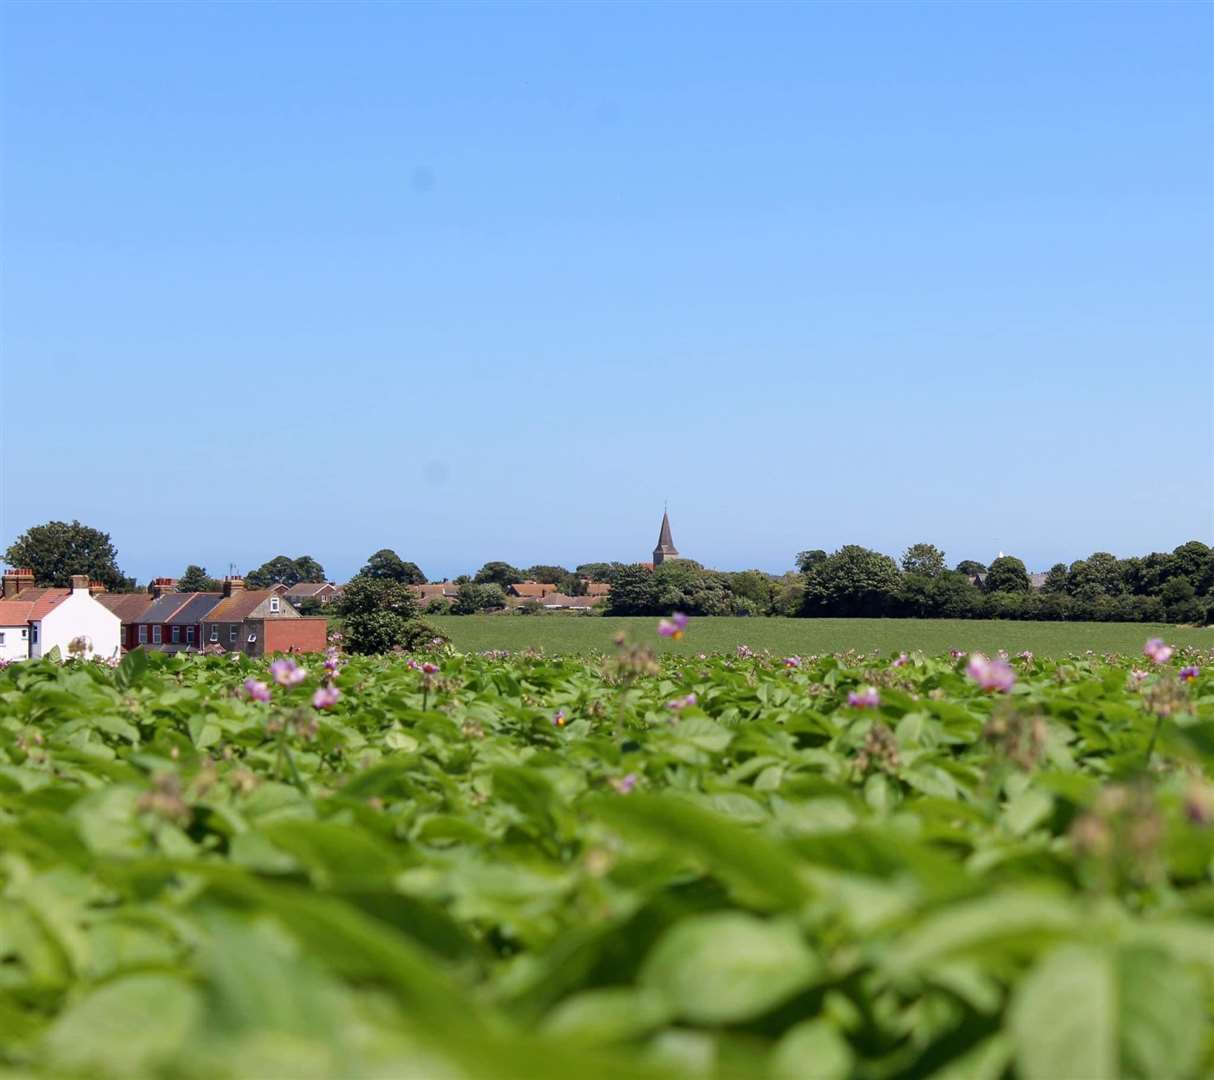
[70,575,90,593]
[223,576,245,597]
[2,568,34,600]
[149,577,178,599]
[89,580,106,595]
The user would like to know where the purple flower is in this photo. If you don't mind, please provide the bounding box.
[610,773,638,795]
[891,653,909,668]
[967,653,1015,694]
[243,678,271,703]
[949,649,967,660]
[736,644,754,659]
[312,685,341,710]
[1130,668,1150,684]
[666,692,698,711]
[657,612,690,639]
[1018,651,1034,663]
[784,656,802,669]
[269,658,306,687]
[847,686,881,709]
[1144,638,1174,664]
[1180,665,1200,683]
[552,708,568,727]
[421,661,439,675]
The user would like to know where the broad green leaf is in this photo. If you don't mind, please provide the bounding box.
[641,912,819,1023]
[770,1018,853,1080]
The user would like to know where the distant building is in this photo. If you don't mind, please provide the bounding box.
[507,582,561,599]
[283,582,341,607]
[201,578,327,655]
[653,510,680,566]
[0,570,121,661]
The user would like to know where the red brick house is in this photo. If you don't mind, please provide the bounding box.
[202,578,326,655]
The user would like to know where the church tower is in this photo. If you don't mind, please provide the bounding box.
[652,510,679,566]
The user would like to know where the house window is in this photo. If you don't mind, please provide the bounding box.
[31,624,38,644]
[229,625,238,643]
[209,625,218,642]
[138,625,148,644]
[152,625,162,644]
[171,626,181,643]
[186,626,195,643]
[270,596,280,613]
[21,628,27,639]
[247,633,257,643]
[0,632,5,646]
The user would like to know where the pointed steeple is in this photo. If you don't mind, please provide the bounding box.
[653,509,679,566]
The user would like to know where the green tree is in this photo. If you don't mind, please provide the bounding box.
[357,549,426,585]
[1160,575,1203,623]
[336,578,434,654]
[4,519,128,590]
[575,562,629,584]
[955,560,987,579]
[605,565,659,615]
[246,555,326,589]
[524,565,582,595]
[451,582,507,614]
[1169,541,1214,595]
[800,546,902,617]
[1041,563,1069,594]
[984,556,1030,594]
[1065,552,1124,599]
[724,570,775,614]
[795,550,828,574]
[178,565,220,592]
[901,543,947,578]
[474,561,525,588]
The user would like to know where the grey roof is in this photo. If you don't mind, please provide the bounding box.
[284,582,335,597]
[139,593,194,624]
[166,593,225,624]
[654,511,679,557]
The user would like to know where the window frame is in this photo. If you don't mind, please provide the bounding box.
[152,625,162,645]
[171,625,181,643]
[138,624,148,645]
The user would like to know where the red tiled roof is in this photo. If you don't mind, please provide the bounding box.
[0,587,71,624]
[585,582,611,596]
[509,582,554,598]
[285,582,335,597]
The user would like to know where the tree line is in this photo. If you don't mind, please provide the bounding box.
[5,522,1211,627]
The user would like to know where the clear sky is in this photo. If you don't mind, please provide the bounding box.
[2,1,1211,583]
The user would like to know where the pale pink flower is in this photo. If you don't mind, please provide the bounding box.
[610,773,638,794]
[967,653,1015,693]
[312,685,340,709]
[243,678,271,703]
[784,656,802,669]
[1130,669,1150,684]
[1144,638,1174,664]
[666,693,697,711]
[891,653,909,668]
[657,612,690,639]
[269,658,306,687]
[847,686,881,709]
[950,649,967,660]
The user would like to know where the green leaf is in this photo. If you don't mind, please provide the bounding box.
[770,1018,853,1080]
[41,973,201,1076]
[1010,943,1204,1080]
[641,912,819,1023]
[593,793,808,910]
[114,647,150,690]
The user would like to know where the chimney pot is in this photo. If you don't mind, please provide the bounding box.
[2,567,35,600]
[223,576,245,597]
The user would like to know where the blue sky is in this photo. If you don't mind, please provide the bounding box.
[2,1,1210,583]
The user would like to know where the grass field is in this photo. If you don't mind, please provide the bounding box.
[429,615,1213,657]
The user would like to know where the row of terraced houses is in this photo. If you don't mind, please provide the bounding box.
[0,569,326,663]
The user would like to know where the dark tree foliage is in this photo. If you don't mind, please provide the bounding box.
[246,555,327,589]
[800,546,902,618]
[178,565,220,592]
[1041,563,1069,594]
[955,560,987,578]
[983,556,1031,594]
[605,565,660,615]
[474,562,525,588]
[4,520,128,590]
[901,543,947,578]
[335,578,436,654]
[357,549,427,585]
[524,565,583,595]
[575,562,631,584]
[795,550,828,574]
[451,582,507,614]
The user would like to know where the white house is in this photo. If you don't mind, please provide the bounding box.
[0,572,121,662]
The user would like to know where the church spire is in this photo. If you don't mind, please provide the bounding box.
[653,509,679,566]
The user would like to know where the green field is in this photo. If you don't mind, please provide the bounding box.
[430,615,1212,657]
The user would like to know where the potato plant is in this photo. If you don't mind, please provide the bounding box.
[0,635,1211,1078]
